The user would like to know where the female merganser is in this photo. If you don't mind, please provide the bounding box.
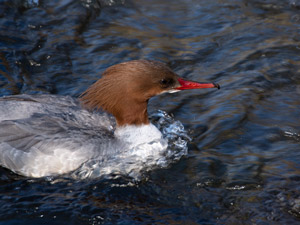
[0,60,219,179]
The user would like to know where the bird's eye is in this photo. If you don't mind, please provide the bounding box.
[160,79,172,88]
[160,79,168,85]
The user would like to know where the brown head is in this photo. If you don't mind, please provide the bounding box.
[80,60,219,126]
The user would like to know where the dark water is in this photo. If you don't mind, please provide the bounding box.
[1,0,300,224]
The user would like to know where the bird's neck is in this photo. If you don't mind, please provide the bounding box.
[114,100,149,126]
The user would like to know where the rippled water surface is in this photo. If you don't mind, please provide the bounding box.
[1,0,300,224]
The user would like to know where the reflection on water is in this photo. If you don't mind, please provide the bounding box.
[0,0,300,224]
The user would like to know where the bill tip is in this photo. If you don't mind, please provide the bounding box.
[214,83,220,89]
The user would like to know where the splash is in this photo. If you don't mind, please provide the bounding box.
[72,110,191,180]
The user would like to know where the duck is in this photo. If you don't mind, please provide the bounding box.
[0,60,219,178]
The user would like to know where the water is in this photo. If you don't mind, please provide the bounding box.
[0,0,300,224]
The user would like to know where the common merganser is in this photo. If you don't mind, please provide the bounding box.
[0,60,219,179]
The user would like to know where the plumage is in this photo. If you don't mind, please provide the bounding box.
[0,60,219,178]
